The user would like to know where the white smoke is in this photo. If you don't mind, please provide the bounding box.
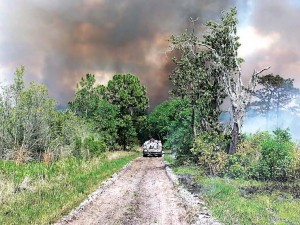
[243,109,300,140]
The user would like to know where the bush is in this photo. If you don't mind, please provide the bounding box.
[191,132,229,176]
[225,129,298,181]
[290,147,300,180]
[254,134,295,181]
[83,135,107,157]
[225,133,263,179]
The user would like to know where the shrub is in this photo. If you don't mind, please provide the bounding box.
[225,129,298,181]
[191,132,229,176]
[273,128,292,142]
[73,136,82,158]
[225,134,263,179]
[254,134,295,181]
[83,135,107,157]
[290,147,300,180]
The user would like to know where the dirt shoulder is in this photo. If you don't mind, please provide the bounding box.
[56,157,189,225]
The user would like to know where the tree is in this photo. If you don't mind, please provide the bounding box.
[146,98,193,158]
[92,99,119,147]
[69,73,119,148]
[19,82,56,155]
[169,24,226,137]
[200,8,270,154]
[0,66,57,160]
[68,73,105,118]
[105,74,149,149]
[50,110,102,158]
[147,98,191,141]
[251,74,300,128]
[0,68,110,161]
[106,74,148,116]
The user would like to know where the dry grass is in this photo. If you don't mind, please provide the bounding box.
[0,176,15,204]
[42,150,55,163]
[13,147,32,164]
[107,151,133,161]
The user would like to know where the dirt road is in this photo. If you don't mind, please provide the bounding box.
[57,157,190,225]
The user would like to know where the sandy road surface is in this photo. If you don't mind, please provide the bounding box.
[58,157,189,225]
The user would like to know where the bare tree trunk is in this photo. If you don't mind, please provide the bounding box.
[229,122,239,154]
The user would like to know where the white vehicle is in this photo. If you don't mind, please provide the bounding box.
[143,138,163,157]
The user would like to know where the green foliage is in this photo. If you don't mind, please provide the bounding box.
[203,7,242,69]
[225,132,266,179]
[273,127,292,142]
[191,132,229,176]
[91,99,119,148]
[106,74,149,149]
[106,74,148,116]
[0,67,107,161]
[255,133,294,181]
[166,119,193,161]
[117,115,138,150]
[203,7,261,154]
[186,129,298,181]
[70,73,149,150]
[69,73,106,118]
[169,23,225,135]
[150,98,193,160]
[74,136,82,158]
[83,135,107,156]
[168,7,253,154]
[225,129,297,181]
[146,98,190,140]
[49,110,97,159]
[0,67,58,160]
[68,74,119,148]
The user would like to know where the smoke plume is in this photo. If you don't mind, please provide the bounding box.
[239,0,300,87]
[0,0,234,107]
[236,0,300,139]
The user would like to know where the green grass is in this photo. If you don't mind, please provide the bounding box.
[164,156,300,225]
[163,150,175,165]
[0,152,139,225]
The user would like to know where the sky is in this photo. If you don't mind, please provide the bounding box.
[1,0,300,108]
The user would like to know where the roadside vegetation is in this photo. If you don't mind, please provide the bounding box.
[0,151,139,224]
[163,123,300,225]
[151,7,300,225]
[0,62,147,223]
[0,67,148,161]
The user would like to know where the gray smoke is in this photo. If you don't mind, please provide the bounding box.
[241,0,300,87]
[243,109,300,140]
[239,0,300,139]
[0,0,235,107]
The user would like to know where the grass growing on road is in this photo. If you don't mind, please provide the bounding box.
[0,151,139,225]
[164,153,300,225]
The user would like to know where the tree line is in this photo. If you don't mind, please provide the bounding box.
[0,68,148,162]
